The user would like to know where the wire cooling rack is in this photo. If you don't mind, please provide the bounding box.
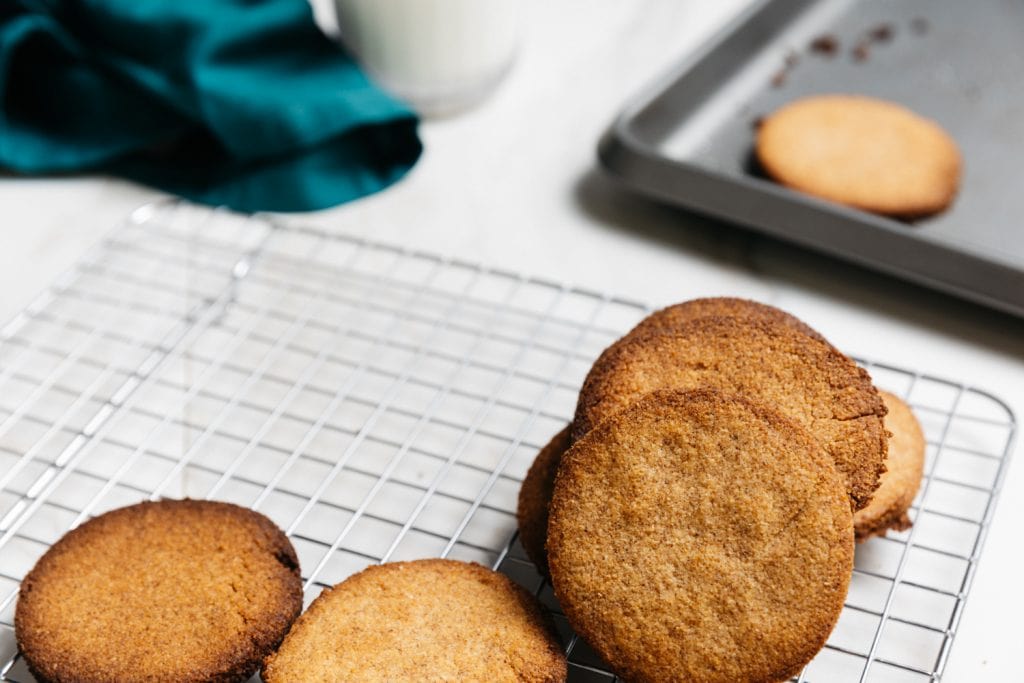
[0,202,1015,682]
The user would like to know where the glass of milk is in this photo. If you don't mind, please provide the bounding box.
[334,0,523,117]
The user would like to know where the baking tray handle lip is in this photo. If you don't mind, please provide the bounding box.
[597,113,648,177]
[597,0,805,179]
[604,0,779,132]
[599,123,915,236]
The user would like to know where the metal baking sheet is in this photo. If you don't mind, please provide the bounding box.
[599,0,1024,318]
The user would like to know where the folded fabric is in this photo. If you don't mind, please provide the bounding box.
[0,0,421,212]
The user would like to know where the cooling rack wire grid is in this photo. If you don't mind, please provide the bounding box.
[0,202,1015,682]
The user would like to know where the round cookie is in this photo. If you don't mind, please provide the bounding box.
[549,389,853,683]
[855,391,926,541]
[262,559,566,682]
[572,316,888,510]
[756,95,961,217]
[16,499,302,683]
[517,426,571,576]
[626,297,824,342]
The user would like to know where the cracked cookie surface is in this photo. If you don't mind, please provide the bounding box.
[549,389,853,683]
[572,315,888,510]
[16,499,302,683]
[262,559,566,682]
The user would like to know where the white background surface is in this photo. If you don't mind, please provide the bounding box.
[0,1,1020,679]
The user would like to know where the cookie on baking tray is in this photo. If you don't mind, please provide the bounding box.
[572,315,888,511]
[516,425,570,576]
[855,390,927,541]
[756,94,961,217]
[548,389,853,683]
[15,499,302,683]
[262,559,566,682]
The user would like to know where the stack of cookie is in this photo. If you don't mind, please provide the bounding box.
[517,298,926,682]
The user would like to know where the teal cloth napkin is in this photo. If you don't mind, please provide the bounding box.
[0,0,421,212]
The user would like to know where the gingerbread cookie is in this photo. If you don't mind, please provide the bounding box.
[262,559,566,682]
[549,389,853,683]
[16,499,302,683]
[855,391,926,540]
[572,316,887,510]
[756,94,961,217]
[627,297,824,342]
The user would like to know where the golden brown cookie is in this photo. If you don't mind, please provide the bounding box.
[756,94,961,217]
[855,391,926,541]
[549,389,853,683]
[572,316,887,511]
[15,499,302,683]
[516,426,570,576]
[262,559,566,682]
[627,297,824,342]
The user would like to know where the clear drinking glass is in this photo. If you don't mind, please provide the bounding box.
[334,0,523,117]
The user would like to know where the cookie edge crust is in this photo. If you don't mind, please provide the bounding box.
[516,426,571,576]
[854,391,926,542]
[625,297,825,343]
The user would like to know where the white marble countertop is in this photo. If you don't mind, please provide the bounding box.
[1,1,1021,679]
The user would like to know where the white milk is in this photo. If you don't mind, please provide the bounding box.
[334,0,522,116]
